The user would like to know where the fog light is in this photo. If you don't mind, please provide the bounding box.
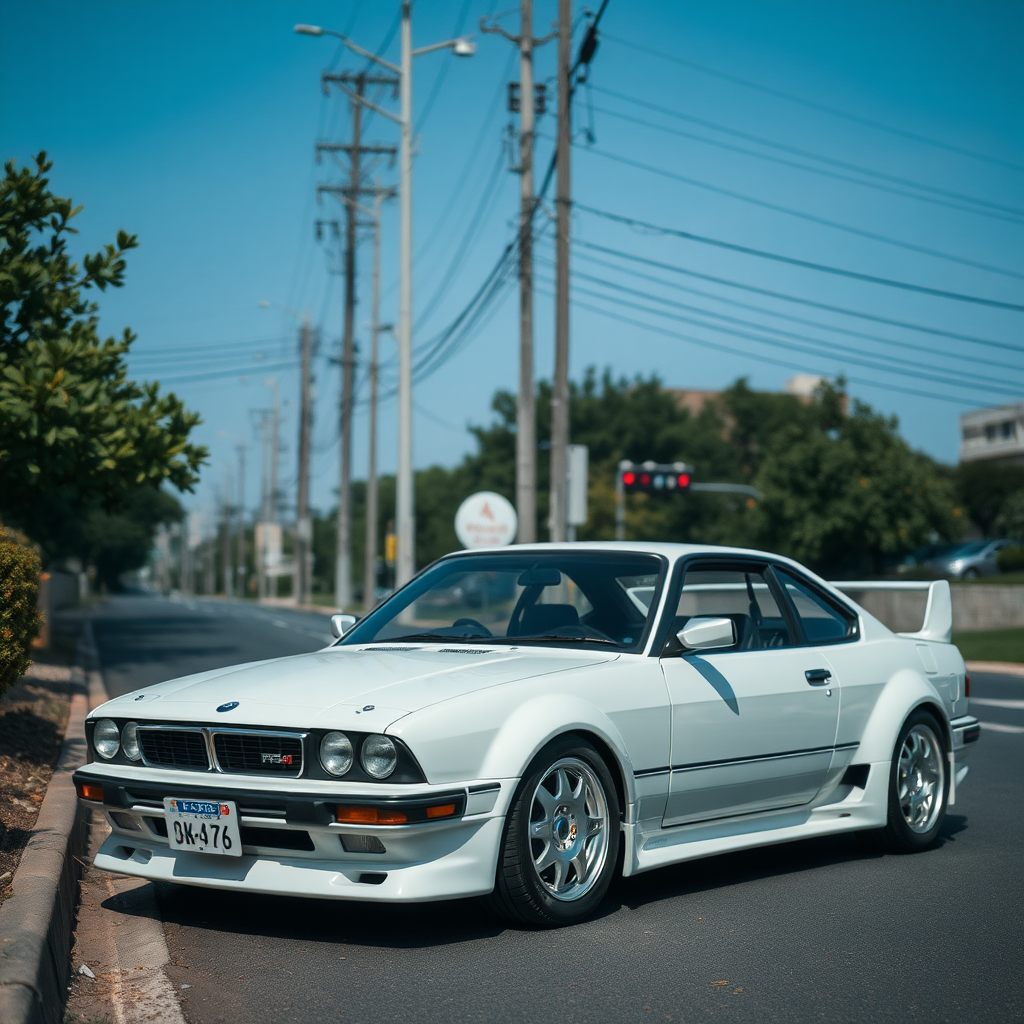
[340,834,387,854]
[335,805,407,825]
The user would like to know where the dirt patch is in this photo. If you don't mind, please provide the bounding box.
[0,658,72,902]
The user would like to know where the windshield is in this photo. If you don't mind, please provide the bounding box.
[948,541,989,557]
[339,551,666,652]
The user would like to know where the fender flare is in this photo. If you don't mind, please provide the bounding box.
[478,694,638,815]
[853,667,951,764]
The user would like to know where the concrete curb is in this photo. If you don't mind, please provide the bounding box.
[0,625,95,1024]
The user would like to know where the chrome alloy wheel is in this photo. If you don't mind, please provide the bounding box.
[897,722,945,834]
[528,757,609,902]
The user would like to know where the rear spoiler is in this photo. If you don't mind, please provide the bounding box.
[831,580,952,644]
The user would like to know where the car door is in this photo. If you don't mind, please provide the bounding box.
[659,560,840,827]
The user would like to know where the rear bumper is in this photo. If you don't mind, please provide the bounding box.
[74,768,510,903]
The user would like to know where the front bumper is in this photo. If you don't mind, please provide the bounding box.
[74,767,512,902]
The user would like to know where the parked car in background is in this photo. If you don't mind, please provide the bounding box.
[925,539,1021,579]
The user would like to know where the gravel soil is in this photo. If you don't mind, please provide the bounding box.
[0,657,72,903]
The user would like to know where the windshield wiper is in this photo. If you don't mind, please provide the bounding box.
[364,632,492,644]
[494,634,621,647]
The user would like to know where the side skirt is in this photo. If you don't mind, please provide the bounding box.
[624,757,891,877]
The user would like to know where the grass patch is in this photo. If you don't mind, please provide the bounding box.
[953,628,1024,664]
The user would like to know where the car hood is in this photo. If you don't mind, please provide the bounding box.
[94,645,618,731]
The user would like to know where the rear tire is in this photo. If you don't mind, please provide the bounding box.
[487,736,620,928]
[873,709,949,854]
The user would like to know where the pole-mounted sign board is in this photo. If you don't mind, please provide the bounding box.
[455,492,518,549]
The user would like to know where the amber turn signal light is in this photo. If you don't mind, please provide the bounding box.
[77,781,104,802]
[425,803,457,819]
[335,805,408,825]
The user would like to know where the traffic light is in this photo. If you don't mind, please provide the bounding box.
[619,461,693,496]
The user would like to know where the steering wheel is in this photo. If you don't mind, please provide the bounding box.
[452,618,493,637]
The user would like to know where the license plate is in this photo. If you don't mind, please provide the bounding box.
[163,798,241,857]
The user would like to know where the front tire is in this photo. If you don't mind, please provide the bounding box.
[874,709,949,853]
[488,736,620,927]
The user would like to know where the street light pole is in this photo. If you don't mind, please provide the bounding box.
[396,0,415,588]
[296,14,474,588]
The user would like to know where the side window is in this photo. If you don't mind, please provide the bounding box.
[675,566,793,652]
[775,568,857,644]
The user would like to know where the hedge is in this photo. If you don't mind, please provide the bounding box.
[0,524,42,697]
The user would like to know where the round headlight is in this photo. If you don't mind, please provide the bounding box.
[320,731,354,776]
[122,721,141,761]
[94,719,120,760]
[361,734,398,779]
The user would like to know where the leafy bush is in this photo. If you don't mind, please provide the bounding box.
[0,525,42,696]
[997,544,1024,574]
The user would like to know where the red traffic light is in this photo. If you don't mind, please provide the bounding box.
[678,473,690,489]
[622,471,635,486]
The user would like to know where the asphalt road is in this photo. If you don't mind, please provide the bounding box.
[86,594,1023,1024]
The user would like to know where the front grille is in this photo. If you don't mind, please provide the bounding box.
[213,732,303,777]
[138,728,210,770]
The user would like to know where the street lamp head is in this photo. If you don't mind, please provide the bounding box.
[451,37,476,57]
[294,24,323,36]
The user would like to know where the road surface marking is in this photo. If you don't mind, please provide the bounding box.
[979,721,1024,734]
[971,698,1024,710]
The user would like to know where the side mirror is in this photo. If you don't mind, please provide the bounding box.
[677,616,735,651]
[331,613,358,639]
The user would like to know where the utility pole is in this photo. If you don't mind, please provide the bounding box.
[337,75,362,612]
[269,379,280,599]
[236,444,247,597]
[220,479,233,596]
[550,0,572,543]
[481,3,554,546]
[318,78,398,611]
[295,314,313,607]
[365,187,387,612]
[297,13,476,586]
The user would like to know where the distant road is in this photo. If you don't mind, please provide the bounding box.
[84,595,1023,1023]
[89,592,332,697]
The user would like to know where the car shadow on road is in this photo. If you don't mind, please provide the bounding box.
[104,814,968,947]
[613,813,969,913]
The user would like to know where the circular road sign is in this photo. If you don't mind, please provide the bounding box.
[454,491,518,549]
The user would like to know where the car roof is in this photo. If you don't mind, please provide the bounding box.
[442,541,800,564]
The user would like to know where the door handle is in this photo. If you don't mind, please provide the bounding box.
[805,668,832,685]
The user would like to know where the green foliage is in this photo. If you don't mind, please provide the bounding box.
[954,462,1024,538]
[311,370,958,587]
[750,385,958,574]
[997,545,1024,574]
[0,525,42,696]
[83,487,184,592]
[995,489,1024,541]
[0,153,207,560]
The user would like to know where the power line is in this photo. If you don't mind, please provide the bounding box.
[573,238,1024,353]
[591,85,1024,221]
[567,245,1023,370]
[129,335,291,360]
[549,271,1021,397]
[576,205,1024,312]
[541,285,1001,407]
[603,32,1024,174]
[155,361,301,386]
[563,138,1024,281]
[588,100,1024,224]
[546,256,1020,385]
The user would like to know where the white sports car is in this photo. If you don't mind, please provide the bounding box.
[75,543,980,927]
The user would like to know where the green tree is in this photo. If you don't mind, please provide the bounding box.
[751,382,958,574]
[955,462,1024,537]
[0,153,207,560]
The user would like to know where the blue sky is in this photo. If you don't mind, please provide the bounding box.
[2,1,1022,525]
